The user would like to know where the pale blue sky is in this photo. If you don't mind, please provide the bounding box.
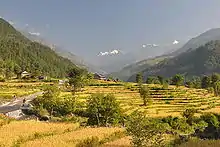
[1,0,220,59]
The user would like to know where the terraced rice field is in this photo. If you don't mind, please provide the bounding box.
[0,120,79,146]
[0,118,125,147]
[61,83,220,117]
[0,82,50,104]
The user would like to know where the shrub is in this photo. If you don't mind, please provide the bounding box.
[171,74,184,87]
[126,111,170,147]
[76,136,100,147]
[178,139,220,147]
[182,108,197,125]
[162,81,169,89]
[0,77,5,82]
[197,113,220,139]
[207,87,214,94]
[60,115,88,125]
[139,85,150,106]
[165,100,170,104]
[32,85,77,116]
[86,93,122,126]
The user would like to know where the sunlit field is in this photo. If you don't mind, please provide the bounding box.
[21,127,124,147]
[60,81,220,117]
[0,81,52,104]
[0,120,79,147]
[1,80,220,147]
[102,136,132,147]
[0,114,125,147]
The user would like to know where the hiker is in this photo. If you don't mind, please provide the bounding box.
[13,95,16,101]
[23,98,26,104]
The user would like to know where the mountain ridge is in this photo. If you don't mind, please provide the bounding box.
[0,18,78,78]
[114,28,220,81]
[21,31,107,75]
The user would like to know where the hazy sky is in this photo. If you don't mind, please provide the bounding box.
[1,0,220,59]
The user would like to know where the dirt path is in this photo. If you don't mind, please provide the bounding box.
[0,92,43,114]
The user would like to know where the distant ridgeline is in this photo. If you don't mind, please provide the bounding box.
[0,18,78,78]
[128,40,220,81]
[112,28,220,82]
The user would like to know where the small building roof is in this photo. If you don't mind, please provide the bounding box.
[22,71,28,74]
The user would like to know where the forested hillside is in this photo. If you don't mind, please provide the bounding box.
[0,18,77,78]
[128,40,220,81]
[117,28,220,82]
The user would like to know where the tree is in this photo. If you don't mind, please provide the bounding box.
[191,76,201,89]
[157,76,164,85]
[201,76,212,89]
[139,85,150,106]
[214,82,220,96]
[211,73,220,86]
[67,68,89,94]
[136,72,143,84]
[146,76,160,84]
[171,74,184,87]
[32,85,76,116]
[5,60,14,79]
[86,93,121,126]
[0,58,5,77]
[38,85,60,115]
[126,111,170,147]
[14,63,22,79]
[182,108,197,125]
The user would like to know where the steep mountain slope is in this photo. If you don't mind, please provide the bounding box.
[128,40,220,81]
[21,31,107,74]
[111,56,167,81]
[0,18,77,78]
[117,28,220,81]
[172,28,220,56]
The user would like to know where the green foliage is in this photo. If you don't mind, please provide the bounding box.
[201,76,212,89]
[139,85,150,106]
[126,111,170,147]
[178,139,220,147]
[86,93,122,126]
[146,76,160,84]
[136,72,143,84]
[182,108,197,125]
[89,83,123,86]
[157,75,164,84]
[197,113,220,139]
[207,87,214,94]
[200,113,219,128]
[67,68,90,93]
[162,116,195,135]
[33,85,76,116]
[214,81,220,96]
[171,74,184,87]
[190,76,201,89]
[162,81,169,89]
[0,18,77,78]
[211,73,220,86]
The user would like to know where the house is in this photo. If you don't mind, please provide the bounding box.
[38,76,47,80]
[94,73,107,81]
[59,79,68,85]
[21,71,30,78]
